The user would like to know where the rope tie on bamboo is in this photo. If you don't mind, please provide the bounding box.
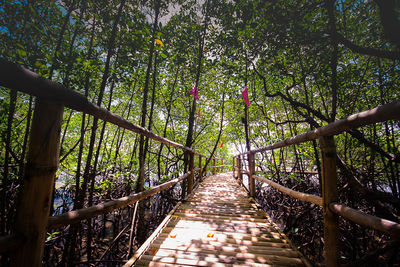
[24,164,58,176]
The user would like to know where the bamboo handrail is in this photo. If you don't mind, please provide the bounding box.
[235,102,400,266]
[253,175,322,206]
[0,59,207,157]
[214,164,232,168]
[47,172,191,229]
[329,202,400,240]
[238,100,400,156]
[0,234,24,254]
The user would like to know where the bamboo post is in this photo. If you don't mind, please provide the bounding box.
[213,157,216,175]
[221,158,224,172]
[249,152,256,197]
[10,98,64,267]
[187,152,194,195]
[198,155,203,181]
[232,157,235,178]
[319,136,339,267]
[238,156,242,185]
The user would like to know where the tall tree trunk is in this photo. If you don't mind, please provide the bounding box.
[87,78,115,259]
[143,54,158,168]
[114,77,137,167]
[158,67,179,180]
[63,7,97,266]
[183,1,209,198]
[202,93,226,172]
[326,0,339,122]
[66,0,125,263]
[136,0,160,244]
[243,56,251,152]
[1,89,17,235]
[48,0,76,80]
[76,0,125,210]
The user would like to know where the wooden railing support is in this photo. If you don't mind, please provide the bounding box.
[221,158,224,172]
[319,136,339,267]
[213,157,216,175]
[187,152,195,195]
[232,158,234,176]
[238,156,242,185]
[10,98,63,267]
[198,155,203,182]
[249,152,256,197]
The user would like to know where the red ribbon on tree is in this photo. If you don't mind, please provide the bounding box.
[242,86,251,107]
[190,83,199,99]
[220,141,223,148]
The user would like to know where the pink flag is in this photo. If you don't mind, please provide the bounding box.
[190,83,199,99]
[242,86,251,107]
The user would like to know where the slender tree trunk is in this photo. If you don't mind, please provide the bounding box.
[18,96,33,180]
[136,0,160,244]
[183,1,209,198]
[143,54,158,167]
[86,78,115,259]
[63,9,97,267]
[114,78,137,166]
[202,93,225,172]
[48,0,76,80]
[1,89,17,235]
[158,67,179,180]
[65,0,124,263]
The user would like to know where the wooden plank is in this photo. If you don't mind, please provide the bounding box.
[145,248,299,261]
[136,262,270,267]
[123,200,184,267]
[10,98,63,267]
[132,173,308,267]
[138,253,304,266]
[157,232,285,244]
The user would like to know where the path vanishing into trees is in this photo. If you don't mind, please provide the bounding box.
[1,1,400,266]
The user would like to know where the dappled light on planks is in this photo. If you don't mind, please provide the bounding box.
[127,173,309,266]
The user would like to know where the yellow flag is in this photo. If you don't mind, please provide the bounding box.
[155,39,164,47]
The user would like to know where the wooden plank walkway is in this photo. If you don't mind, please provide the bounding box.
[127,173,310,266]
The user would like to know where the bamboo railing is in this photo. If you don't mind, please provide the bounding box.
[234,100,400,267]
[0,59,226,266]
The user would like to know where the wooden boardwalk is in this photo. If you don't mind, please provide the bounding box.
[126,173,309,266]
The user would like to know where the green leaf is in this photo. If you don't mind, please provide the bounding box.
[16,49,26,57]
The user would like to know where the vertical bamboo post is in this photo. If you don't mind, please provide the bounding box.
[10,98,63,267]
[187,151,194,195]
[198,155,203,181]
[238,156,242,185]
[221,158,224,172]
[249,152,256,197]
[213,157,216,175]
[319,136,339,267]
[232,157,235,178]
